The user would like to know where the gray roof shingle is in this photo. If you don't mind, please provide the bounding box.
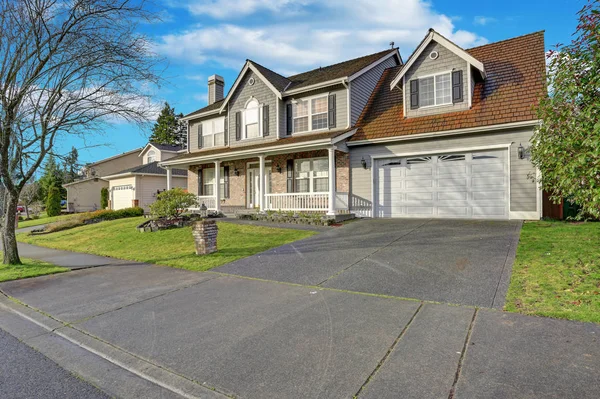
[111,162,187,177]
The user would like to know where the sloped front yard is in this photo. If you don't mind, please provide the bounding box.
[505,221,600,323]
[18,217,316,272]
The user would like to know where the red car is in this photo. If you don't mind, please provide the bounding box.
[17,206,25,213]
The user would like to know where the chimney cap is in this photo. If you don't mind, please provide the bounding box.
[208,74,224,84]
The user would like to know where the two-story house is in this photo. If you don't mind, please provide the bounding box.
[161,29,545,220]
[161,49,402,215]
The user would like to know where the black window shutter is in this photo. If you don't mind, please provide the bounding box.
[452,70,464,103]
[197,124,203,149]
[235,111,241,141]
[286,103,293,135]
[262,105,269,136]
[286,159,294,193]
[197,167,203,196]
[223,166,230,199]
[224,117,228,145]
[328,94,336,128]
[410,79,419,109]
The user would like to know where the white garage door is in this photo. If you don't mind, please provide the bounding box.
[112,185,134,210]
[375,149,508,219]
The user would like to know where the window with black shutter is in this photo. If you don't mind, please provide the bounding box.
[286,159,294,192]
[452,70,463,103]
[223,166,230,198]
[410,79,419,109]
[262,105,269,136]
[197,167,203,195]
[286,103,293,135]
[197,124,203,149]
[235,111,241,141]
[328,94,336,128]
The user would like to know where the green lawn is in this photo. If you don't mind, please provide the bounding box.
[18,217,316,272]
[17,212,72,229]
[0,256,68,282]
[505,221,600,324]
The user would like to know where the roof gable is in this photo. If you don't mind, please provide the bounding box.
[389,29,485,89]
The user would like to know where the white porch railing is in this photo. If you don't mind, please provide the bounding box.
[265,192,349,212]
[190,195,217,210]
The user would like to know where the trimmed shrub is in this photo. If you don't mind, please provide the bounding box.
[46,185,62,217]
[100,187,109,209]
[150,188,198,219]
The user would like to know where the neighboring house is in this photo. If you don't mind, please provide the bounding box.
[64,148,142,212]
[161,29,546,220]
[103,143,188,211]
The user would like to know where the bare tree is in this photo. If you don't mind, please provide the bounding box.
[0,0,162,264]
[19,181,40,220]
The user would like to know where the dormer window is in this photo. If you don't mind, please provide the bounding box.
[418,72,452,107]
[147,150,156,163]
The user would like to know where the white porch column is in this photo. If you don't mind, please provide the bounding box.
[259,154,266,212]
[214,160,221,211]
[327,147,336,215]
[166,166,172,190]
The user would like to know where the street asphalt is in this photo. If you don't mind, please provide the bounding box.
[0,328,108,399]
[1,218,598,398]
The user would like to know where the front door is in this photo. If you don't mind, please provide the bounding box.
[247,167,271,208]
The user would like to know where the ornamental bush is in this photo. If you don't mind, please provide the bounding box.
[46,185,62,217]
[149,188,197,219]
[100,187,109,209]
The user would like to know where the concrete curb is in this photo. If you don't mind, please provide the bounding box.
[0,293,230,399]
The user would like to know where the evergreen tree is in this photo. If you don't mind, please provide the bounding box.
[62,147,80,184]
[46,185,62,217]
[149,102,187,146]
[39,155,64,200]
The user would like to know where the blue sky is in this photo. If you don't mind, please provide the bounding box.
[61,0,584,164]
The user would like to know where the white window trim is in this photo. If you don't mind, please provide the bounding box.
[147,150,156,163]
[202,167,226,197]
[201,117,226,148]
[292,93,329,135]
[294,157,329,194]
[415,70,453,109]
[242,97,262,140]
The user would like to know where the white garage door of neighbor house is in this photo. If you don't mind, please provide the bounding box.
[375,149,509,219]
[112,185,134,210]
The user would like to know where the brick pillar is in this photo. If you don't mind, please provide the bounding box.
[192,220,218,255]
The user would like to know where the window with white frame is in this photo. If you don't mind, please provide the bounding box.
[202,167,225,198]
[293,95,328,133]
[202,117,226,148]
[147,150,156,163]
[244,99,260,139]
[294,158,329,193]
[419,72,452,107]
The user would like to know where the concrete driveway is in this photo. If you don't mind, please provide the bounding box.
[216,219,521,308]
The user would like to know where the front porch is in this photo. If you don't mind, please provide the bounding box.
[166,146,350,215]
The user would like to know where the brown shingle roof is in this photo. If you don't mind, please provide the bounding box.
[350,31,546,142]
[285,49,398,90]
[163,130,350,163]
[249,61,291,92]
[184,99,224,119]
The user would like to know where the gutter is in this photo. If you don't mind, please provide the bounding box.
[347,120,541,146]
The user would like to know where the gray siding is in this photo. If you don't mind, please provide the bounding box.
[349,128,538,218]
[188,115,227,153]
[281,84,348,135]
[404,41,470,118]
[350,56,399,125]
[228,70,278,148]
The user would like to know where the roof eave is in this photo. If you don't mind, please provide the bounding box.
[182,108,221,121]
[283,77,348,96]
[348,50,402,82]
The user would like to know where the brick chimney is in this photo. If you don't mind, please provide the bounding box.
[208,74,224,105]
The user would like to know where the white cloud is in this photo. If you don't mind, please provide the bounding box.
[158,0,488,74]
[473,16,496,26]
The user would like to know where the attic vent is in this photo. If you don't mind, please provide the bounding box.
[429,51,439,60]
[248,77,255,86]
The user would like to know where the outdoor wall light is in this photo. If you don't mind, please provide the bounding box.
[361,157,368,169]
[276,164,282,173]
[518,143,525,160]
[234,168,240,176]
